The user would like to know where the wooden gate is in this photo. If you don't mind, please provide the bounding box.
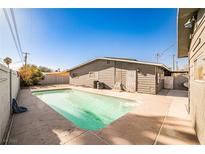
[126,70,137,92]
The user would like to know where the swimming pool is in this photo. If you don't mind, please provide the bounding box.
[32,89,136,130]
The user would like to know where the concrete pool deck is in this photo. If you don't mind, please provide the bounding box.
[8,84,199,145]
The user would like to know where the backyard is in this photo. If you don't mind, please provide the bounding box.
[7,84,199,145]
[1,7,204,148]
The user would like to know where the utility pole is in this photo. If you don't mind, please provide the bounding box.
[172,54,175,71]
[156,53,160,63]
[176,61,179,71]
[23,52,30,74]
[23,52,30,66]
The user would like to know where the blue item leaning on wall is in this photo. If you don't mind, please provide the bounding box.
[12,99,28,113]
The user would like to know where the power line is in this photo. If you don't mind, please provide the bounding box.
[10,8,23,58]
[160,43,176,57]
[2,8,23,63]
[155,43,176,63]
[13,60,23,64]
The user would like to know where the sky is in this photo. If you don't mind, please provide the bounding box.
[0,8,187,71]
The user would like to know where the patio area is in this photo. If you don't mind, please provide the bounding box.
[8,85,199,145]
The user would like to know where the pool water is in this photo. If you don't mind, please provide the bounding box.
[32,89,136,130]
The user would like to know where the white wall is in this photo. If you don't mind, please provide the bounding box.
[0,64,20,144]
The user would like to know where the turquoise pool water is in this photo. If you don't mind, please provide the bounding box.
[32,89,136,130]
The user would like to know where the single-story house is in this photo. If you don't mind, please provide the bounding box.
[68,57,171,94]
[177,8,205,144]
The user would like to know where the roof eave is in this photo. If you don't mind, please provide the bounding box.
[67,57,171,72]
[177,8,199,58]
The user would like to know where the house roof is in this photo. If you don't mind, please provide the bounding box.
[67,57,171,72]
[177,8,199,58]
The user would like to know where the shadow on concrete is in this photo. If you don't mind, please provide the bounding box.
[157,89,188,98]
[8,90,85,145]
[92,113,199,145]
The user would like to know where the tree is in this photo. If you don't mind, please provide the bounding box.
[19,64,44,86]
[38,66,53,72]
[3,57,12,68]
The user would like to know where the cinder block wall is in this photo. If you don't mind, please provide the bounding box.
[0,64,20,144]
[39,74,69,85]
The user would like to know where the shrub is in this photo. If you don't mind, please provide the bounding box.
[19,64,44,86]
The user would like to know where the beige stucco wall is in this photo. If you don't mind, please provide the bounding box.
[188,8,205,144]
[0,64,20,144]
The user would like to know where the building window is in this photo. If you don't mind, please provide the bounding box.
[194,57,204,81]
[107,60,110,64]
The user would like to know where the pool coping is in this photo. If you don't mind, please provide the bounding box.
[31,88,138,103]
[31,87,140,103]
[29,86,143,133]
